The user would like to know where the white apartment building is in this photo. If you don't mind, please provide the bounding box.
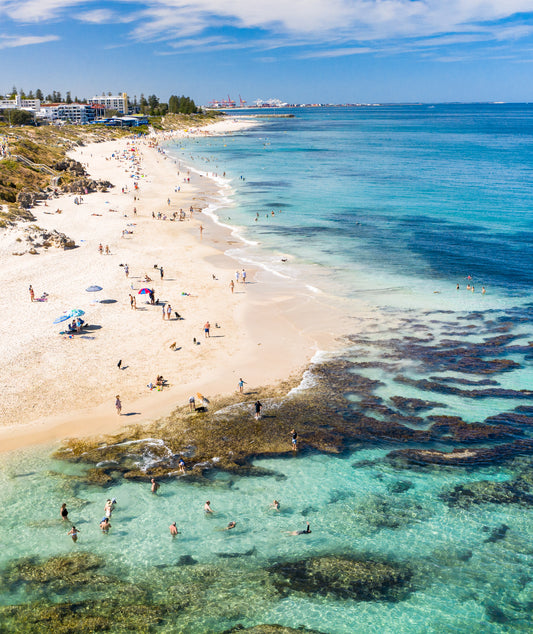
[38,104,96,124]
[0,95,41,111]
[88,93,128,114]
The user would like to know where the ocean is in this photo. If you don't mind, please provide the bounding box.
[1,105,532,633]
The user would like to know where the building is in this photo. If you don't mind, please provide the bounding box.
[0,95,41,111]
[38,103,98,124]
[88,93,128,114]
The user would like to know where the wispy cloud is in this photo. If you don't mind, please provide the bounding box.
[299,46,373,59]
[1,0,533,57]
[0,33,59,49]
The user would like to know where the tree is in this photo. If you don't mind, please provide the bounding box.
[147,94,159,114]
[4,109,34,125]
[66,91,72,104]
[139,94,148,114]
[46,94,52,102]
[27,90,34,99]
[35,89,43,100]
[11,86,17,97]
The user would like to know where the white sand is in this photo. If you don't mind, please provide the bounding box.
[0,118,359,452]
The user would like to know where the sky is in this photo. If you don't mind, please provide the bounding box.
[0,0,532,104]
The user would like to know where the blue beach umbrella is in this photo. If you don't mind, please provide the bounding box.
[53,313,71,324]
[86,285,103,292]
[67,309,85,318]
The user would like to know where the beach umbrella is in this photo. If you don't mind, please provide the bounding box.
[138,288,152,294]
[86,285,103,292]
[67,309,85,318]
[53,313,71,324]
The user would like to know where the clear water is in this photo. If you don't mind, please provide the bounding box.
[2,105,532,633]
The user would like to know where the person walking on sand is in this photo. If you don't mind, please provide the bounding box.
[124,264,129,278]
[151,478,160,494]
[68,526,80,542]
[230,279,234,293]
[204,321,210,338]
[238,378,245,393]
[60,503,69,521]
[242,268,247,284]
[99,243,103,255]
[162,304,166,320]
[189,396,195,411]
[160,266,164,280]
[170,522,178,537]
[29,285,35,302]
[254,400,262,420]
[115,395,122,415]
[291,429,298,452]
[129,294,134,309]
[235,270,240,284]
[166,303,172,320]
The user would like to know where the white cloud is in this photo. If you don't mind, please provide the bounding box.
[0,33,59,49]
[1,0,533,55]
[299,46,373,59]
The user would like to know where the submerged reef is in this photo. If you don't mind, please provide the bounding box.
[267,554,413,601]
[441,467,533,508]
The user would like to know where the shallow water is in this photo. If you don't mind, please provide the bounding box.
[1,105,532,633]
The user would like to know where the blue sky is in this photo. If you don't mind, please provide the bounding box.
[0,0,532,104]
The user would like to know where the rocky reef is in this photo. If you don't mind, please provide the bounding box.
[267,554,413,601]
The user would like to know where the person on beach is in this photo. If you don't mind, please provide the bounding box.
[204,501,214,514]
[235,270,240,283]
[129,294,134,309]
[204,321,210,338]
[242,269,247,283]
[151,478,160,494]
[160,267,164,280]
[166,304,172,320]
[178,458,186,473]
[254,401,262,420]
[124,264,129,278]
[291,429,298,452]
[162,304,166,320]
[149,289,155,305]
[230,280,234,293]
[68,526,80,542]
[238,378,245,393]
[60,503,69,521]
[170,522,178,537]
[200,224,204,237]
[105,245,110,255]
[189,396,195,411]
[286,522,311,536]
[115,395,122,415]
[482,286,486,294]
[29,285,34,302]
[99,243,103,255]
[100,517,111,533]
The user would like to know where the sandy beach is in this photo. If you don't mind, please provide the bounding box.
[0,118,355,452]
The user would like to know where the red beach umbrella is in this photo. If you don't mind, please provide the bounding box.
[138,288,152,294]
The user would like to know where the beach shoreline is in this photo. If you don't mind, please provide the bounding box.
[0,117,356,453]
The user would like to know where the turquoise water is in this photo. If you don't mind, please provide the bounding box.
[1,106,532,632]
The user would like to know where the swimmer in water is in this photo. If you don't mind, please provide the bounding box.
[204,501,214,514]
[270,500,280,511]
[286,522,311,535]
[100,517,111,533]
[170,522,178,537]
[151,478,160,494]
[67,526,80,542]
[225,521,236,530]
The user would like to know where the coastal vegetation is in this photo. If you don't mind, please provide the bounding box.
[0,111,218,214]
